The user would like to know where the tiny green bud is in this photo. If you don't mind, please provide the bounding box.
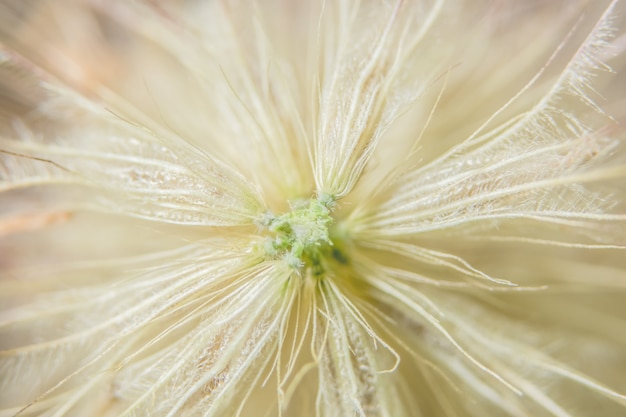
[259,196,336,273]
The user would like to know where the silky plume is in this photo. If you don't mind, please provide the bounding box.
[0,1,626,416]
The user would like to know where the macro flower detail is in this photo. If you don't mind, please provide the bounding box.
[1,0,626,416]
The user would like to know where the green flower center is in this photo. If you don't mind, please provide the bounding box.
[260,194,339,275]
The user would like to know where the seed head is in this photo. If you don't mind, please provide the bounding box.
[1,1,626,417]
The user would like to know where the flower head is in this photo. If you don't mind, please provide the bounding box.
[1,0,626,416]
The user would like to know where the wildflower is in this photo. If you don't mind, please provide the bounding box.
[1,0,626,416]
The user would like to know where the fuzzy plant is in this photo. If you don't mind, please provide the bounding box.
[1,0,626,416]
